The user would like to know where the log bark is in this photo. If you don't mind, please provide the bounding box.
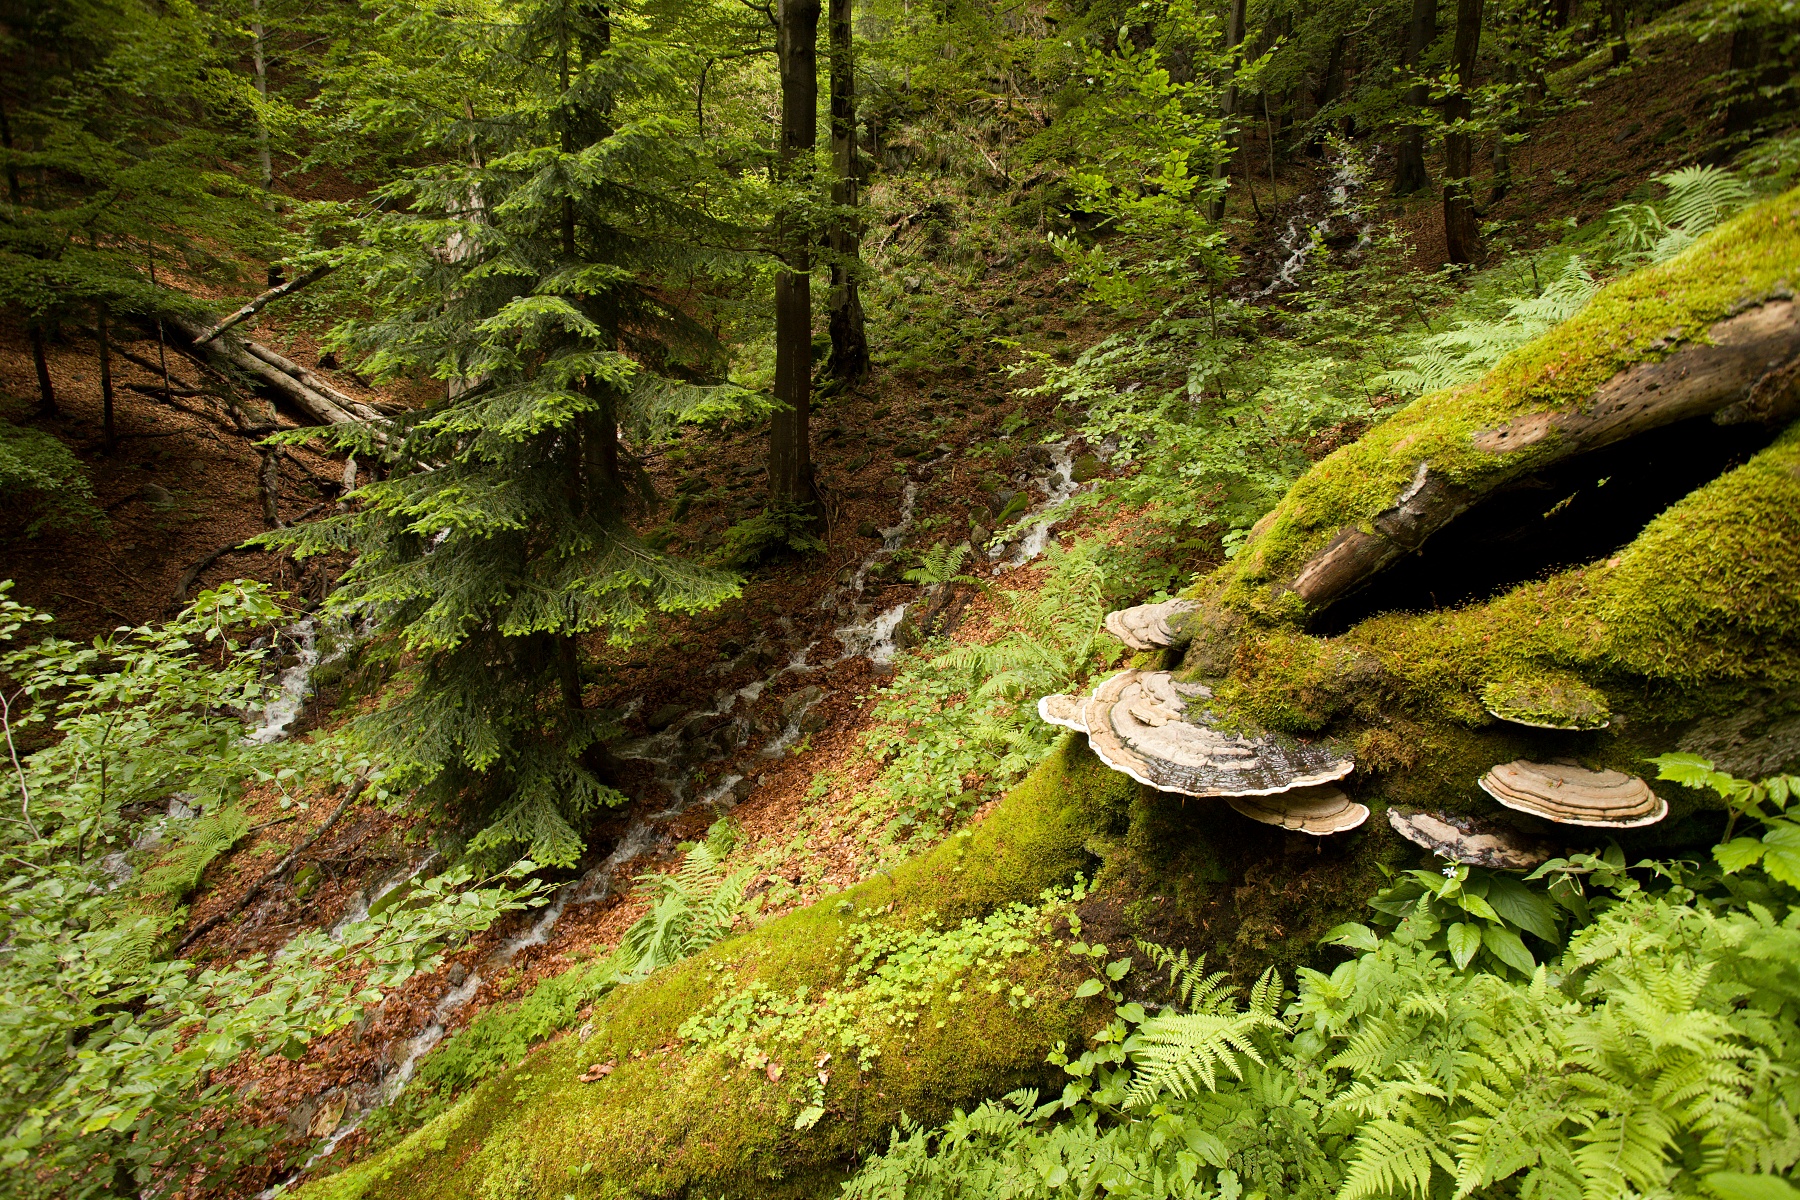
[164,314,383,432]
[1288,299,1800,611]
[192,264,335,345]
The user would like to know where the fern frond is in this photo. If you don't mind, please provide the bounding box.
[1339,1118,1445,1200]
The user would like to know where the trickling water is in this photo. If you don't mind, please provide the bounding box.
[996,443,1079,569]
[264,820,666,1195]
[247,620,319,744]
[1246,151,1372,301]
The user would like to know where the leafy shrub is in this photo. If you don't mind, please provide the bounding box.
[0,420,101,534]
[0,582,546,1199]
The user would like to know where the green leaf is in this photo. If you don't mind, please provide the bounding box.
[1322,922,1381,952]
[1480,872,1562,942]
[1075,978,1105,999]
[1481,925,1537,975]
[1715,837,1768,874]
[1105,957,1132,982]
[1446,922,1481,969]
[1457,893,1501,923]
[1758,822,1800,888]
[1705,1175,1800,1200]
[794,1104,826,1131]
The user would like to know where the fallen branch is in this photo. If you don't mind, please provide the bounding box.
[192,264,335,345]
[168,544,260,611]
[167,501,331,611]
[176,775,368,953]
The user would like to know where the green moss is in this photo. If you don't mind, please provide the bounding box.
[1209,187,1800,622]
[300,737,1138,1200]
[1479,672,1611,730]
[1177,422,1800,835]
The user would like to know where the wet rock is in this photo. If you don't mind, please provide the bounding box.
[879,476,903,496]
[1071,453,1102,483]
[986,489,1018,516]
[782,686,824,722]
[646,703,687,732]
[856,520,879,538]
[447,962,469,987]
[969,524,991,548]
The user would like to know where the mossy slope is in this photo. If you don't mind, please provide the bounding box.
[302,739,1138,1200]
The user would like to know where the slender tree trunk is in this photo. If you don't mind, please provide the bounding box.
[259,447,283,529]
[824,0,869,385]
[1208,0,1248,222]
[29,327,55,417]
[1393,0,1437,195]
[770,0,821,509]
[97,305,115,452]
[1489,61,1516,205]
[1606,0,1629,66]
[1,99,56,416]
[1442,0,1484,264]
[250,0,282,287]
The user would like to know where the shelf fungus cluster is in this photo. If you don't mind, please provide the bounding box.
[1388,808,1554,869]
[1103,599,1200,652]
[1038,669,1366,835]
[1479,758,1668,828]
[1481,674,1611,731]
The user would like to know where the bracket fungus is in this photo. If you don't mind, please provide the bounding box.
[1040,670,1355,803]
[1388,808,1553,869]
[1229,785,1369,835]
[1478,759,1667,828]
[1481,675,1610,730]
[1103,599,1200,652]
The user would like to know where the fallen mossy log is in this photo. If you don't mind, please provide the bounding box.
[300,740,1143,1200]
[298,191,1800,1200]
[1217,188,1800,624]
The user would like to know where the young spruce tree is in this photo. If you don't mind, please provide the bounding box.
[276,0,751,867]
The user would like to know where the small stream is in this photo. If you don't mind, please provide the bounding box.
[261,428,1098,1190]
[1244,149,1373,301]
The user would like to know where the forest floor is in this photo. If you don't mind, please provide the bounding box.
[0,20,1750,1193]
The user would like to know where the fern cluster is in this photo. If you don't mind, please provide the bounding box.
[847,766,1800,1200]
[857,539,1120,846]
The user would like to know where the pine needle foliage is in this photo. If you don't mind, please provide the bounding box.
[268,0,763,867]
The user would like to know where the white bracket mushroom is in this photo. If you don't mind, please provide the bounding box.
[1388,808,1553,869]
[1103,599,1200,652]
[1478,759,1667,828]
[1039,670,1364,834]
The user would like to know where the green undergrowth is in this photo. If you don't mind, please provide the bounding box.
[1213,186,1800,621]
[843,770,1800,1200]
[297,737,1141,1200]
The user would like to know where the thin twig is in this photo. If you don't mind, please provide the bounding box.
[177,775,367,953]
[2,688,39,840]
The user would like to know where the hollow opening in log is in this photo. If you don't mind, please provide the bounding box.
[1311,414,1781,636]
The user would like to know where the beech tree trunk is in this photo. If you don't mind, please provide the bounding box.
[1441,0,1484,265]
[824,0,869,386]
[1393,0,1436,196]
[770,0,821,508]
[1208,0,1248,222]
[1606,0,1629,67]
